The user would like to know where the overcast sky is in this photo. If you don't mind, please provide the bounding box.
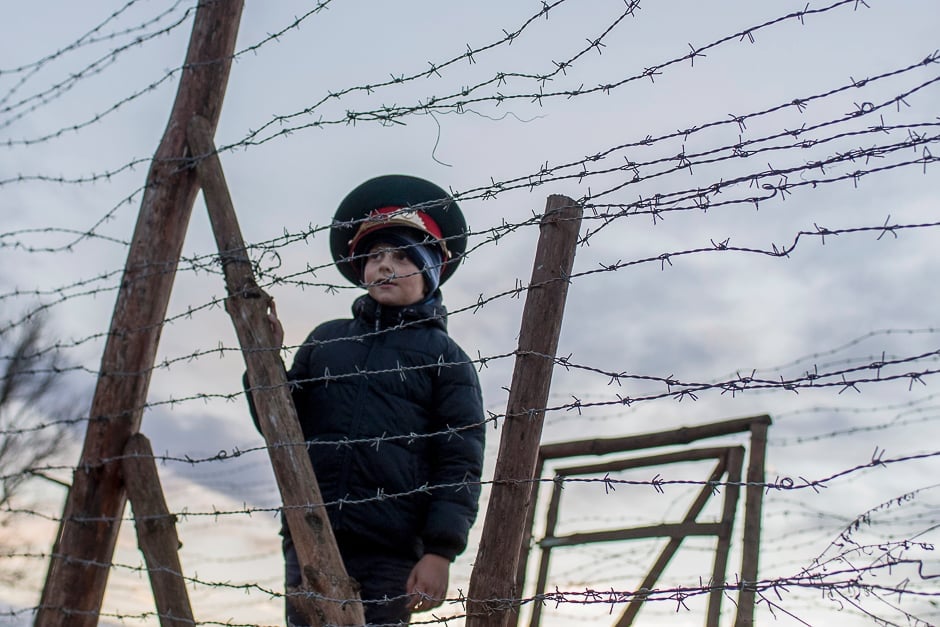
[2,1,939,625]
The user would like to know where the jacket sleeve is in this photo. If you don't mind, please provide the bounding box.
[421,340,486,561]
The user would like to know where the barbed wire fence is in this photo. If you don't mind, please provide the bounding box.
[1,0,938,625]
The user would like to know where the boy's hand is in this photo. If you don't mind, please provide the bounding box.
[406,553,450,613]
[266,298,284,348]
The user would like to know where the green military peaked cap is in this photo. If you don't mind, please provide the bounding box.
[330,174,468,286]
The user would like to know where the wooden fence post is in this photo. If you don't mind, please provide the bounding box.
[186,115,363,625]
[36,2,243,624]
[123,434,195,627]
[735,419,768,626]
[466,195,582,626]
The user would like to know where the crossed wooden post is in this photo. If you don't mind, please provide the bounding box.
[187,115,363,625]
[36,1,245,624]
[36,0,362,623]
[35,1,588,622]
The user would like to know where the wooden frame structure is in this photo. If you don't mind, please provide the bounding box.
[37,3,246,624]
[517,414,771,627]
[24,0,605,623]
[28,7,761,618]
[36,2,366,623]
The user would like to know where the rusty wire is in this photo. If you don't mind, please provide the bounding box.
[2,0,939,625]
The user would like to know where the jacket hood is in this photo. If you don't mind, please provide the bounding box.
[352,291,448,332]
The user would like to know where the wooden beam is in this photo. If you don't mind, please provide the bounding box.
[466,195,582,626]
[735,419,769,626]
[512,456,546,627]
[541,522,724,549]
[539,414,772,460]
[186,115,363,625]
[37,2,244,624]
[707,446,744,627]
[123,434,194,627]
[615,458,728,626]
[555,445,735,477]
[528,474,563,627]
[519,415,771,627]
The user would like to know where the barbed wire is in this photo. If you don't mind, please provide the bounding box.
[3,1,940,625]
[0,0,157,76]
[3,453,937,624]
[4,326,937,468]
[227,0,872,148]
[3,0,931,252]
[2,190,938,377]
[4,443,939,527]
[1,42,933,280]
[0,0,187,122]
[0,1,341,147]
[0,5,195,136]
[3,234,940,420]
[8,550,934,627]
[230,0,639,149]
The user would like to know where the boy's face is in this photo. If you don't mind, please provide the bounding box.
[362,242,426,307]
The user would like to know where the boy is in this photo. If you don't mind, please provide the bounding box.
[247,175,486,626]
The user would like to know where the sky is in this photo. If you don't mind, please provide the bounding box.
[1,0,939,625]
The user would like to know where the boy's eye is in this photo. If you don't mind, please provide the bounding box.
[366,248,408,263]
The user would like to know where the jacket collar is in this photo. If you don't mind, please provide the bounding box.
[352,291,448,332]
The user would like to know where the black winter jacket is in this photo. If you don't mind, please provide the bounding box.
[248,292,485,561]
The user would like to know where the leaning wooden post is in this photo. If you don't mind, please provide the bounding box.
[511,453,545,624]
[466,195,582,626]
[186,115,363,626]
[123,434,195,627]
[37,2,243,625]
[735,419,768,626]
